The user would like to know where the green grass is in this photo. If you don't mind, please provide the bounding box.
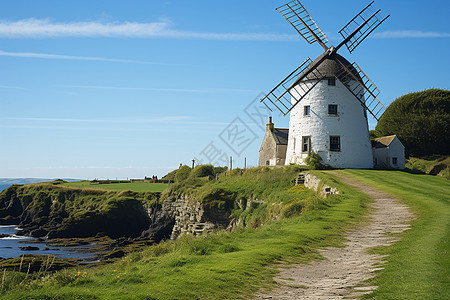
[1,170,371,299]
[339,170,449,300]
[62,181,170,193]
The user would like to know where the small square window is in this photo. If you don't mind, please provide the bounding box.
[304,105,310,116]
[327,77,336,86]
[392,157,398,165]
[328,104,338,115]
[330,136,340,151]
[266,161,270,166]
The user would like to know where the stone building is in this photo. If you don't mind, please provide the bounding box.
[259,117,289,166]
[372,135,405,169]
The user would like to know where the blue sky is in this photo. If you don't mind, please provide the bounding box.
[1,0,449,179]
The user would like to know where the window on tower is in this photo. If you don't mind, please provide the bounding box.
[304,105,310,116]
[327,77,336,86]
[330,136,341,151]
[302,136,311,153]
[328,104,338,115]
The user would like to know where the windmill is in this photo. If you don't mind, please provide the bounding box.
[260,0,390,168]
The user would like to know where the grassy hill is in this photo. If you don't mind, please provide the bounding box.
[0,168,448,299]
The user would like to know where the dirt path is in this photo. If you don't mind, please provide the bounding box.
[257,174,415,299]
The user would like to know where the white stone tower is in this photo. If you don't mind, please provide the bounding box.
[284,54,373,168]
[260,1,389,169]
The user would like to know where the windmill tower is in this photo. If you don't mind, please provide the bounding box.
[261,1,389,169]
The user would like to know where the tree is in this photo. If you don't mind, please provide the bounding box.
[375,89,450,156]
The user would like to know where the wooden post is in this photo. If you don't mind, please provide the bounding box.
[192,159,195,169]
[230,156,233,171]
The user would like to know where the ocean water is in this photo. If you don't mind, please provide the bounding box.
[0,182,98,260]
[0,225,96,260]
[0,184,10,193]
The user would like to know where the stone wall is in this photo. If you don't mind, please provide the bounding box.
[301,173,339,198]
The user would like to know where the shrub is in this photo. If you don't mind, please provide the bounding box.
[305,151,324,170]
[175,165,192,182]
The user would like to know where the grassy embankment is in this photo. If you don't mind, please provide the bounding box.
[0,167,371,299]
[405,155,450,179]
[61,181,170,193]
[340,170,449,300]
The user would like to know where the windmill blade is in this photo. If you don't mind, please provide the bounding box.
[334,60,386,120]
[260,58,325,116]
[338,1,389,54]
[276,0,328,50]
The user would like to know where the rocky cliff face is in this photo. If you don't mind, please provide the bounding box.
[141,194,232,241]
[0,184,153,239]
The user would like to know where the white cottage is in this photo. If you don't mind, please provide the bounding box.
[284,54,373,169]
[372,135,405,169]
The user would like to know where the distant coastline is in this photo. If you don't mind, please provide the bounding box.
[0,178,80,193]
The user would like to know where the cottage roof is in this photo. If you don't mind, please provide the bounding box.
[272,128,289,145]
[371,135,397,148]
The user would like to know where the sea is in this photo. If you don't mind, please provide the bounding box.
[0,184,10,193]
[0,183,96,260]
[0,225,96,260]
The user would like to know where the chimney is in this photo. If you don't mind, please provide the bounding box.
[266,116,274,132]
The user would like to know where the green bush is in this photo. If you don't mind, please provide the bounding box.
[305,151,324,170]
[376,89,450,156]
[175,165,192,182]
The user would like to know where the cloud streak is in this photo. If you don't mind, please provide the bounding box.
[0,19,449,41]
[2,116,193,124]
[0,50,179,65]
[59,85,258,93]
[0,18,297,41]
[0,85,27,90]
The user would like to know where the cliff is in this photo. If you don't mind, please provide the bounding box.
[0,182,156,238]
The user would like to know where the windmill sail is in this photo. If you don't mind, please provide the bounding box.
[338,1,389,53]
[276,0,328,50]
[260,58,325,116]
[335,60,386,120]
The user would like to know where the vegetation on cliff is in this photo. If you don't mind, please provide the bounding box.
[162,165,316,228]
[375,88,450,156]
[0,182,158,238]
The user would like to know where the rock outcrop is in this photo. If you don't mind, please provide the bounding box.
[141,194,232,241]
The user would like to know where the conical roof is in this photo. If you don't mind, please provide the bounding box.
[307,52,362,83]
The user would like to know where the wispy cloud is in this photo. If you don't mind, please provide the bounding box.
[0,85,27,90]
[373,30,450,38]
[59,85,258,93]
[0,18,298,41]
[1,19,449,41]
[3,116,193,124]
[0,50,179,65]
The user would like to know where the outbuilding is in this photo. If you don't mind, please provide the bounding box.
[372,135,405,169]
